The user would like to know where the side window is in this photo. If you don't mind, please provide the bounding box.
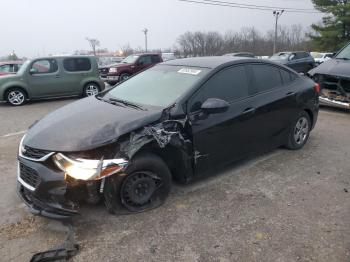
[151,55,161,63]
[31,59,58,74]
[280,69,297,84]
[0,65,11,73]
[189,65,249,112]
[138,55,153,65]
[63,58,91,72]
[251,64,282,93]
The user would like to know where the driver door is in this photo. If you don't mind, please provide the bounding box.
[134,55,153,73]
[188,65,258,175]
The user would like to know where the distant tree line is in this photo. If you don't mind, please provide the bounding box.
[175,24,311,57]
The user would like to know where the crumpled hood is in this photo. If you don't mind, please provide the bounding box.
[308,59,350,78]
[23,96,163,152]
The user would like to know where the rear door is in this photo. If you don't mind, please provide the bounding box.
[246,63,300,150]
[61,57,93,95]
[26,58,64,98]
[188,65,260,174]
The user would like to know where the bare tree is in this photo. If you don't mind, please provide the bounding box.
[86,37,100,56]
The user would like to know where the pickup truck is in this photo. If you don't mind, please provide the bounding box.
[105,53,163,85]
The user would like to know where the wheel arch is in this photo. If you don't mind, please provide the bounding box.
[304,108,314,129]
[3,86,29,101]
[133,142,193,184]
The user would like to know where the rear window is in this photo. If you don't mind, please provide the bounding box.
[250,64,283,93]
[63,58,91,72]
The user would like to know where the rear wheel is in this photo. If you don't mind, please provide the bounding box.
[83,83,100,97]
[104,153,171,214]
[6,88,27,106]
[286,111,311,150]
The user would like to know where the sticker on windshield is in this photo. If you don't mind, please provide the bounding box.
[178,68,202,75]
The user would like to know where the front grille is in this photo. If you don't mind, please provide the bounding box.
[19,163,41,188]
[22,145,51,159]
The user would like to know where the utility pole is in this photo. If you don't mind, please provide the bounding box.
[273,10,284,55]
[142,28,148,52]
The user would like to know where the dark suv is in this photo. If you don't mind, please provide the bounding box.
[269,51,315,74]
[17,57,319,218]
[105,53,163,85]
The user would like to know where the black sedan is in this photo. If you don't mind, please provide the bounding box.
[17,57,319,218]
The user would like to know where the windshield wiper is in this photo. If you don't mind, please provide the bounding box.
[108,98,145,110]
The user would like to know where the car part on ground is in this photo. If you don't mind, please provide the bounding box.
[16,56,319,218]
[308,42,350,111]
[30,220,79,262]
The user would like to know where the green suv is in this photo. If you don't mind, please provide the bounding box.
[0,56,105,106]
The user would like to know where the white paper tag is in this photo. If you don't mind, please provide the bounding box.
[178,68,202,75]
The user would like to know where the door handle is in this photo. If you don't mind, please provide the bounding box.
[242,107,256,114]
[286,91,295,96]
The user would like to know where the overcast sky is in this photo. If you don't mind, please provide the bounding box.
[1,0,323,57]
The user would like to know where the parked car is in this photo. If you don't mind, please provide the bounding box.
[98,63,119,81]
[269,51,315,74]
[223,52,255,58]
[105,53,163,85]
[161,52,176,61]
[308,42,350,110]
[0,56,104,106]
[311,52,334,65]
[0,61,23,76]
[17,56,319,218]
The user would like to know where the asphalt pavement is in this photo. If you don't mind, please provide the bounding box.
[0,98,349,262]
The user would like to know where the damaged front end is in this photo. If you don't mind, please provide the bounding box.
[17,112,192,218]
[312,74,350,110]
[17,136,129,219]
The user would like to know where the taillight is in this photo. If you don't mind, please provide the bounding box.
[314,83,320,93]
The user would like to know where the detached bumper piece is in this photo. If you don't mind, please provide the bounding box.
[30,222,79,262]
[18,185,78,219]
[319,96,350,110]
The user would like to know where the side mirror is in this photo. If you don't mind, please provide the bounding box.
[201,98,229,114]
[29,68,37,74]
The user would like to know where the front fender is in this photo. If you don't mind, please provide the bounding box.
[0,80,29,101]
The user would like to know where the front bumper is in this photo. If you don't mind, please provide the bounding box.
[319,96,350,110]
[17,157,82,219]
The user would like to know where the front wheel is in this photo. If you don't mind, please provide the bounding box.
[104,153,171,214]
[6,88,27,106]
[285,111,311,150]
[119,73,130,82]
[83,83,100,97]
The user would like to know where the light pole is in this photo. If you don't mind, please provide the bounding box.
[142,28,148,52]
[273,10,284,55]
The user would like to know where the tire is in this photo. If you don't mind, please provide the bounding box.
[104,153,171,214]
[119,73,130,82]
[83,82,100,97]
[6,88,27,106]
[285,111,311,150]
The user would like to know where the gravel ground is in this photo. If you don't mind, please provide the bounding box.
[0,99,349,262]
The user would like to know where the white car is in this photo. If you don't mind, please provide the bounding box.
[311,52,334,65]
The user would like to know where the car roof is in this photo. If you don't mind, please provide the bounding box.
[0,61,23,65]
[163,56,260,69]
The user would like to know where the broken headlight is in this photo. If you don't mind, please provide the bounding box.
[52,153,128,181]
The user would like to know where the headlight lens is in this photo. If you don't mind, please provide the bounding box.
[53,153,127,181]
[109,67,118,73]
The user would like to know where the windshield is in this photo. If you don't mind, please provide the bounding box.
[270,53,290,61]
[336,43,350,59]
[16,60,30,74]
[121,55,139,64]
[103,65,209,107]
